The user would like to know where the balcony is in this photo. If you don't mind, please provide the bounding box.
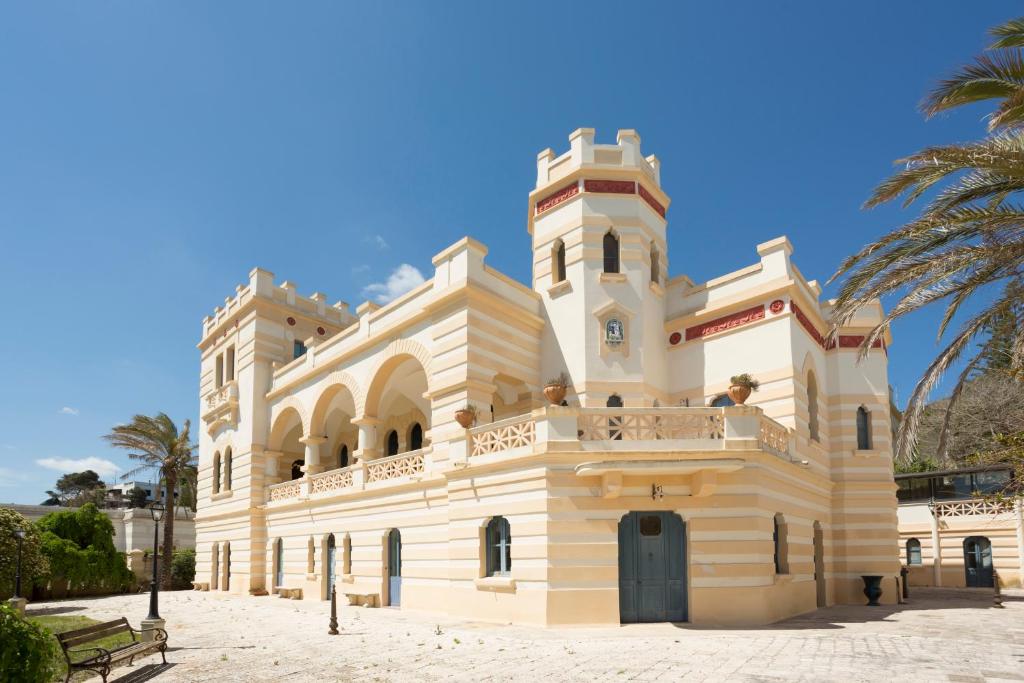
[266,449,430,505]
[201,381,238,435]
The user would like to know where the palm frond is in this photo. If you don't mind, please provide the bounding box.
[990,17,1024,49]
[922,50,1024,127]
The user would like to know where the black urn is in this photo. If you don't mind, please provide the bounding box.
[861,575,883,606]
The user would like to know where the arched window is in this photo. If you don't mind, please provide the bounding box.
[212,452,221,495]
[710,394,735,408]
[773,513,789,574]
[856,407,872,450]
[274,538,284,588]
[807,371,820,443]
[409,423,423,451]
[223,447,232,491]
[906,538,922,565]
[607,394,623,441]
[338,445,349,469]
[485,516,512,576]
[553,239,566,284]
[603,230,620,274]
[650,243,659,285]
[290,459,304,481]
[386,430,399,456]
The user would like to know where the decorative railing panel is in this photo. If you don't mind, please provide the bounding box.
[310,468,353,495]
[367,449,426,483]
[934,499,1015,517]
[471,415,535,456]
[759,417,790,456]
[268,480,301,502]
[577,409,725,441]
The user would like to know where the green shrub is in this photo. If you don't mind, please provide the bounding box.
[171,548,196,589]
[36,503,134,596]
[0,508,48,600]
[0,603,60,683]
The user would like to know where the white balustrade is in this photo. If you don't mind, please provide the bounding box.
[577,408,725,441]
[366,449,426,483]
[470,415,536,456]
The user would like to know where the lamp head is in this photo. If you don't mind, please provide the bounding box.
[13,529,26,540]
[150,502,165,522]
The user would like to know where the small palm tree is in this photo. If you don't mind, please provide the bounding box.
[830,16,1024,461]
[104,413,196,589]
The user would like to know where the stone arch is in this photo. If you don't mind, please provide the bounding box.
[309,371,365,436]
[269,398,309,446]
[358,338,434,419]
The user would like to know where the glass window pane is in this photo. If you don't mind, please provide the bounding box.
[640,515,662,536]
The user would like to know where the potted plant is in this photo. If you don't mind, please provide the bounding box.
[543,372,570,405]
[727,373,760,405]
[454,404,477,429]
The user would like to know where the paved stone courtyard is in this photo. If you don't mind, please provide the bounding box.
[30,588,1024,682]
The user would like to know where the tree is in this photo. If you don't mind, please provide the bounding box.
[103,413,196,589]
[0,508,48,600]
[36,503,134,595]
[126,486,149,509]
[44,470,105,507]
[829,16,1024,461]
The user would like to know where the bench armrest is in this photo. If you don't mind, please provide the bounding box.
[131,626,169,643]
[65,645,111,664]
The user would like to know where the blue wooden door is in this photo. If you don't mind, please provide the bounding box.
[327,535,336,595]
[618,512,686,623]
[388,529,402,606]
[964,537,993,588]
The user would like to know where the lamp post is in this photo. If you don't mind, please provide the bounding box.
[7,528,27,615]
[139,502,167,641]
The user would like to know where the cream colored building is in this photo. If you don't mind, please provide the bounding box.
[896,467,1024,589]
[194,128,899,626]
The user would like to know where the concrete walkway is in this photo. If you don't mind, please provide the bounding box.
[28,587,1024,682]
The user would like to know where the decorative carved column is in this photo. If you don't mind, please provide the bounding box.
[300,435,328,475]
[352,418,379,462]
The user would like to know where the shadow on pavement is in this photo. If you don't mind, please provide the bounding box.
[109,663,176,682]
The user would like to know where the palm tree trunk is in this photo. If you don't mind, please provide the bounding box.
[161,473,177,590]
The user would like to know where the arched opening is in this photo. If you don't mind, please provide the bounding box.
[222,542,231,591]
[607,394,624,441]
[212,452,221,495]
[324,533,336,599]
[552,239,566,284]
[807,371,820,443]
[211,542,220,590]
[268,406,305,486]
[338,445,349,469]
[364,353,431,459]
[813,521,825,607]
[408,423,423,451]
[906,538,922,565]
[603,230,620,274]
[710,394,735,408]
[387,529,402,607]
[773,513,789,575]
[273,538,284,590]
[223,447,232,491]
[310,382,358,473]
[618,511,686,622]
[485,516,512,577]
[963,536,993,587]
[650,242,659,285]
[856,406,872,450]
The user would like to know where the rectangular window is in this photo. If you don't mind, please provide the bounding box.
[226,346,235,381]
[293,340,307,360]
[215,354,224,388]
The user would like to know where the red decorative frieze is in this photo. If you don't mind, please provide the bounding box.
[638,184,666,218]
[837,335,884,350]
[583,179,636,195]
[789,302,886,353]
[769,299,785,314]
[685,304,765,341]
[536,182,579,214]
[669,331,682,346]
[790,302,826,347]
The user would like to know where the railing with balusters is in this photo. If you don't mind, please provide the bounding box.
[366,448,427,483]
[933,499,1015,517]
[267,479,301,502]
[576,408,725,441]
[758,417,791,456]
[470,415,536,456]
[310,467,354,495]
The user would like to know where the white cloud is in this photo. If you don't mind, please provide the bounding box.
[36,457,121,477]
[363,234,389,250]
[362,264,425,304]
[59,406,80,416]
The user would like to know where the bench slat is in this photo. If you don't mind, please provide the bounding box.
[61,624,134,648]
[56,618,129,642]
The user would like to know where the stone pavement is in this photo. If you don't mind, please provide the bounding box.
[28,587,1024,682]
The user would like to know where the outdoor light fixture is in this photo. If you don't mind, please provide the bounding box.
[147,502,165,621]
[12,528,26,599]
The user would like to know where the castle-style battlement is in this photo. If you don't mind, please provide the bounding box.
[200,267,354,342]
[535,128,661,191]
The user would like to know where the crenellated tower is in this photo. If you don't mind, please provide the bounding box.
[528,128,672,406]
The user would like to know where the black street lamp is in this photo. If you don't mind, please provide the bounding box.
[147,503,165,621]
[12,528,25,599]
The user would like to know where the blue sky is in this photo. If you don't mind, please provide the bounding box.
[0,2,1016,503]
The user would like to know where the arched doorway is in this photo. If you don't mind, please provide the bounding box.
[618,511,686,623]
[963,536,993,587]
[813,521,825,607]
[326,534,336,598]
[274,538,284,590]
[387,529,402,607]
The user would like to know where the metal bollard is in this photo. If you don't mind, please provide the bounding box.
[993,569,1004,609]
[329,585,341,633]
[900,566,909,601]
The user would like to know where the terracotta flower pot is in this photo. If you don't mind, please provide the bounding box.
[727,384,752,405]
[543,384,567,406]
[454,409,475,429]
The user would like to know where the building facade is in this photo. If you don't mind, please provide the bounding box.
[194,128,899,626]
[896,467,1024,589]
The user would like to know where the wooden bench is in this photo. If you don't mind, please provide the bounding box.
[56,617,168,683]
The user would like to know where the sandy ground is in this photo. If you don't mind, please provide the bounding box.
[28,587,1024,682]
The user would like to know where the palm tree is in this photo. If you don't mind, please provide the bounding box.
[104,413,196,589]
[829,16,1024,462]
